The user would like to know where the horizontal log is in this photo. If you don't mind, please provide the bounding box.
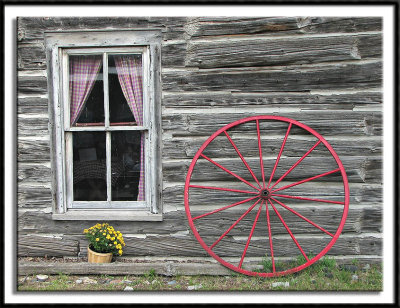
[162,111,382,137]
[17,115,48,137]
[18,234,79,257]
[18,75,47,94]
[162,92,382,109]
[186,33,381,69]
[18,96,48,115]
[164,156,382,184]
[186,17,382,38]
[18,185,52,209]
[18,138,50,163]
[162,135,382,159]
[18,200,381,235]
[17,17,187,43]
[18,163,51,184]
[76,234,381,257]
[162,61,382,92]
[162,183,382,208]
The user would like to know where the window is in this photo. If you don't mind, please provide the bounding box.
[45,30,162,221]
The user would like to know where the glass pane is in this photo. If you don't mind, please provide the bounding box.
[108,54,142,126]
[69,55,104,126]
[73,132,107,201]
[111,131,144,201]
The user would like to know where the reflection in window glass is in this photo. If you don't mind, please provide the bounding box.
[69,55,104,126]
[109,54,142,125]
[111,131,143,201]
[73,132,107,201]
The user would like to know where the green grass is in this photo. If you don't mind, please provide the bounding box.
[17,261,382,292]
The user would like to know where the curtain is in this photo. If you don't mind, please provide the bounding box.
[114,55,145,201]
[69,55,102,125]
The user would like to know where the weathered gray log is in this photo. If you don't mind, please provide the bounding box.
[17,203,381,235]
[17,75,47,94]
[17,96,48,115]
[163,156,382,184]
[17,17,187,43]
[76,234,381,257]
[162,61,382,92]
[186,17,382,38]
[18,163,51,184]
[162,136,382,160]
[162,112,382,137]
[186,33,381,69]
[162,183,382,208]
[18,138,50,163]
[18,185,52,209]
[18,235,79,257]
[162,92,382,109]
[17,116,48,137]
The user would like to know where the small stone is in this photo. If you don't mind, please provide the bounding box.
[363,264,371,271]
[311,279,316,284]
[109,279,122,284]
[122,280,133,284]
[144,281,150,285]
[124,286,134,291]
[352,274,359,281]
[271,282,290,288]
[151,280,157,284]
[66,281,73,284]
[75,279,83,284]
[98,279,111,284]
[325,272,334,279]
[167,280,177,285]
[36,275,48,282]
[340,264,358,273]
[82,277,97,284]
[187,284,202,290]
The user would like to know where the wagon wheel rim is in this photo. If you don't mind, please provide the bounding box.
[184,115,350,277]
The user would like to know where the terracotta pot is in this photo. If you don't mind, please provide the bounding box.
[87,246,113,263]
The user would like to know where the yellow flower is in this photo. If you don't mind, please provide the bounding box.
[103,233,106,236]
[83,229,88,233]
[106,235,110,240]
[111,237,115,241]
[118,250,123,255]
[96,238,99,241]
[114,241,117,245]
[109,230,112,234]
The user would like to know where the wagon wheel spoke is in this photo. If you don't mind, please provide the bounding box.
[271,197,334,237]
[270,140,321,190]
[265,200,276,273]
[256,119,266,189]
[210,198,261,249]
[267,123,292,188]
[224,130,262,188]
[200,154,260,191]
[189,184,259,195]
[271,193,345,205]
[192,195,259,221]
[239,202,264,269]
[268,199,309,261]
[271,168,341,193]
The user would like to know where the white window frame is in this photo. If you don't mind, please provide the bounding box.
[45,30,162,221]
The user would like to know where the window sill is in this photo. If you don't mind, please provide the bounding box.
[52,210,163,221]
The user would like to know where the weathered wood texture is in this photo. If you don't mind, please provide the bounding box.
[17,17,383,260]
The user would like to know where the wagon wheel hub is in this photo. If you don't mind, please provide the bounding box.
[260,189,270,200]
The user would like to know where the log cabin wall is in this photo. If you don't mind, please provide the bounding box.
[17,17,382,264]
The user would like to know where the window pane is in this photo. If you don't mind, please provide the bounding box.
[111,131,144,201]
[69,55,104,126]
[108,54,143,126]
[73,132,107,201]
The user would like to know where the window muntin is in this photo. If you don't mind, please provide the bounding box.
[63,48,148,208]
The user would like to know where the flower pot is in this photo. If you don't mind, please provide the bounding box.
[87,246,113,263]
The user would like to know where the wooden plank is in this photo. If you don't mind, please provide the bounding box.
[17,116,48,137]
[18,96,48,115]
[18,163,51,184]
[162,111,382,137]
[186,33,382,69]
[162,61,382,93]
[17,235,79,257]
[18,43,46,70]
[163,156,382,184]
[162,92,382,109]
[162,183,382,208]
[186,17,382,38]
[17,17,187,42]
[18,185,52,209]
[17,75,47,94]
[162,136,382,160]
[17,202,381,235]
[75,234,381,257]
[18,138,50,163]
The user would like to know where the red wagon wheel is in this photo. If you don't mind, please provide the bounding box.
[184,115,349,277]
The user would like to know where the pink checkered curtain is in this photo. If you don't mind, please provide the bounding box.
[69,55,102,125]
[114,55,145,201]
